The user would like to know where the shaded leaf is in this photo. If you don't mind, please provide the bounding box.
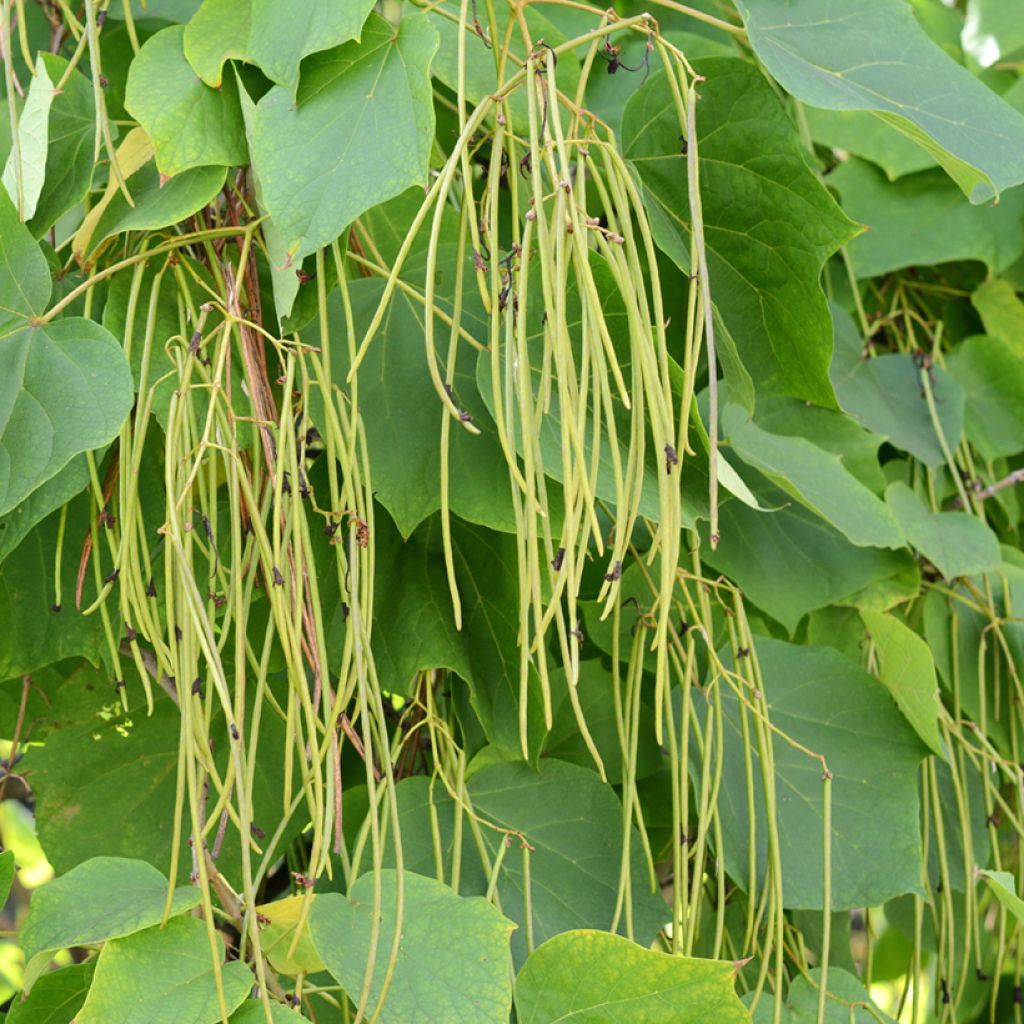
[308,279,514,538]
[310,870,514,1024]
[20,857,200,961]
[804,107,934,181]
[860,610,944,756]
[885,482,1002,579]
[229,1002,312,1024]
[0,456,87,565]
[623,59,856,405]
[830,160,1024,279]
[515,929,748,1023]
[6,961,94,1024]
[125,25,248,176]
[946,335,1024,460]
[736,0,1024,202]
[0,849,12,906]
[77,916,253,1024]
[830,306,965,467]
[713,638,927,909]
[750,966,896,1023]
[0,500,108,680]
[963,0,1024,69]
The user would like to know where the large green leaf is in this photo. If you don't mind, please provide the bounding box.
[713,638,927,909]
[20,857,200,961]
[310,870,514,1024]
[699,493,918,635]
[947,335,1024,460]
[125,25,248,176]
[515,930,748,1023]
[247,11,437,266]
[6,961,94,1024]
[622,59,856,405]
[0,318,134,516]
[830,160,1024,278]
[27,55,95,237]
[77,916,253,1024]
[735,0,1024,202]
[3,57,54,221]
[184,0,375,94]
[308,280,514,538]
[830,306,965,468]
[384,760,669,965]
[860,610,944,756]
[0,193,133,516]
[721,404,905,549]
[885,482,1002,580]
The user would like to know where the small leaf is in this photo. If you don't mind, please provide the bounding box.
[20,857,200,961]
[885,482,1002,580]
[229,1001,312,1023]
[125,25,248,177]
[3,57,55,220]
[28,54,96,238]
[0,848,13,906]
[860,610,944,756]
[736,0,1024,202]
[722,404,905,549]
[247,11,437,266]
[6,960,94,1024]
[310,870,514,1024]
[76,916,253,1024]
[515,930,749,1024]
[978,869,1024,924]
[255,895,325,976]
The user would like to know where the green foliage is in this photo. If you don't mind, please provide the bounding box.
[1,1,1023,1021]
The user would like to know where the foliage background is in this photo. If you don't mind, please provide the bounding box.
[0,0,1023,1022]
